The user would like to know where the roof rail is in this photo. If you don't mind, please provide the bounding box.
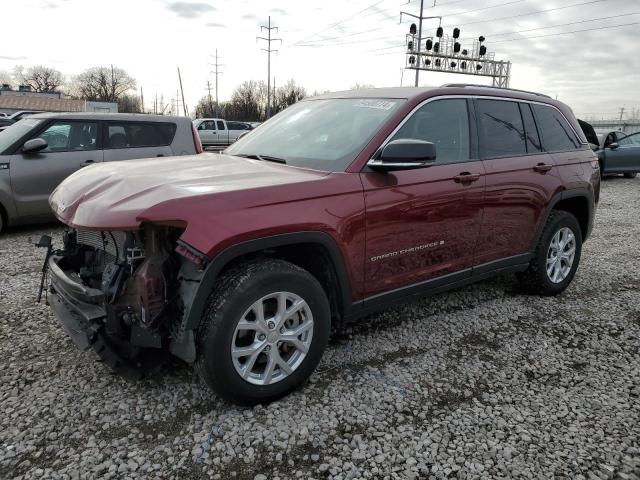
[441,83,552,99]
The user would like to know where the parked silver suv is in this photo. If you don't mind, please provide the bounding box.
[0,112,202,232]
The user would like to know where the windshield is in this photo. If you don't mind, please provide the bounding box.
[0,118,42,154]
[225,98,403,171]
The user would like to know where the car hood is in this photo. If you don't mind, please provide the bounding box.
[50,152,329,230]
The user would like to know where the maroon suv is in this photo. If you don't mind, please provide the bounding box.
[45,84,599,405]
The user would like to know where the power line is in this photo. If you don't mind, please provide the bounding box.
[297,0,524,47]
[292,0,390,45]
[491,20,640,43]
[434,0,472,6]
[452,0,610,27]
[488,11,639,37]
[364,10,639,52]
[438,0,525,17]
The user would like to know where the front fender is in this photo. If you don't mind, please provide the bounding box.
[169,231,355,363]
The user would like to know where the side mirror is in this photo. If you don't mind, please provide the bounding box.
[609,142,619,149]
[589,142,599,151]
[22,138,48,154]
[369,139,436,172]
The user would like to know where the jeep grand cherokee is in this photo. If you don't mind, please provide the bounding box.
[44,85,599,405]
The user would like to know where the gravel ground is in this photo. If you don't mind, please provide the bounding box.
[1,177,639,480]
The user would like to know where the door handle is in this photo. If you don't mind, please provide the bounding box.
[533,163,553,173]
[80,160,95,167]
[156,154,165,157]
[453,172,481,183]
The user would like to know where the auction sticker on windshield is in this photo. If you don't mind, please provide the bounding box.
[354,99,396,110]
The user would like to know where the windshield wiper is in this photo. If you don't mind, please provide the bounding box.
[235,153,287,164]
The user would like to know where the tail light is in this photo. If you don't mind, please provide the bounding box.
[191,123,203,154]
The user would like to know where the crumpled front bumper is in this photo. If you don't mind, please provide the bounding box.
[48,254,106,351]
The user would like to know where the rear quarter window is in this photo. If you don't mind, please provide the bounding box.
[105,122,177,149]
[532,104,582,152]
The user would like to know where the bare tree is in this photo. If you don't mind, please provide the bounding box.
[195,96,216,118]
[225,81,267,122]
[0,70,13,88]
[195,79,305,121]
[350,83,375,90]
[73,66,136,102]
[273,79,306,114]
[14,65,63,92]
[118,94,143,113]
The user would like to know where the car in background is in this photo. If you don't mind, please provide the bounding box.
[193,118,253,149]
[577,121,638,178]
[0,112,8,118]
[8,110,47,121]
[0,112,202,232]
[598,130,640,178]
[0,117,14,132]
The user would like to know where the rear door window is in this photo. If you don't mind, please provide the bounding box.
[390,98,470,164]
[216,120,226,130]
[532,104,582,152]
[39,121,98,152]
[105,122,176,149]
[476,99,526,158]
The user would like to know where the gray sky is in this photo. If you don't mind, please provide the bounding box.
[2,0,639,118]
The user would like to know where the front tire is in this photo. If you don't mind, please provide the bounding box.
[624,172,637,179]
[196,259,330,405]
[518,210,582,296]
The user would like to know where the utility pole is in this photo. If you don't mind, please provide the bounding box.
[401,1,441,87]
[414,0,424,87]
[206,80,214,116]
[177,67,188,116]
[619,107,625,122]
[140,86,144,113]
[209,49,224,117]
[257,16,282,119]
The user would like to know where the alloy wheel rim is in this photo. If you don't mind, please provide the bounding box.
[231,292,314,385]
[546,227,576,284]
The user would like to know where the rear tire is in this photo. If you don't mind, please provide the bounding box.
[624,172,637,179]
[195,259,330,406]
[518,210,582,296]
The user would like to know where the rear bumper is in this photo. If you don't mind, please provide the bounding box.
[48,254,106,351]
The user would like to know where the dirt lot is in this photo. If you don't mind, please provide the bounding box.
[1,177,639,480]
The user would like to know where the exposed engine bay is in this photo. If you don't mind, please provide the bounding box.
[53,225,196,358]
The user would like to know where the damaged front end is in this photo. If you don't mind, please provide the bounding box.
[46,224,205,376]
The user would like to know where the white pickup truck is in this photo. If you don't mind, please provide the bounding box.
[193,118,254,149]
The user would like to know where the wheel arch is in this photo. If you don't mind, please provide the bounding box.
[182,231,354,335]
[533,189,594,249]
